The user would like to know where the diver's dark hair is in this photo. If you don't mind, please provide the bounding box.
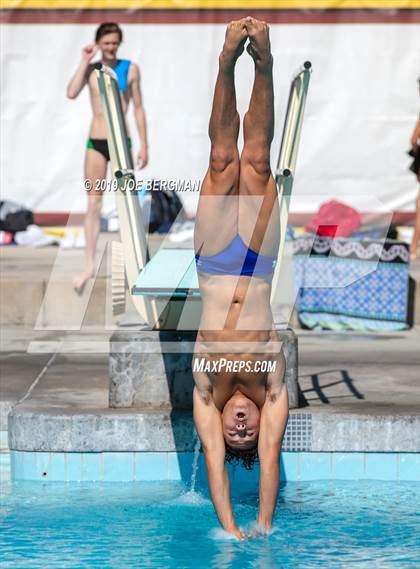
[225,444,259,471]
[95,23,123,43]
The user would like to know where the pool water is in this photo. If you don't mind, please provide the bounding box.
[0,478,418,568]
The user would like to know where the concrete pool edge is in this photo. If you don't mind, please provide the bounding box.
[6,450,419,483]
[8,408,420,452]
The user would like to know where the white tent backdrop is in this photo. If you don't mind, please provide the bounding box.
[1,23,419,215]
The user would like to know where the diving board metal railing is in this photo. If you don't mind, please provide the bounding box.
[271,61,312,304]
[95,63,156,324]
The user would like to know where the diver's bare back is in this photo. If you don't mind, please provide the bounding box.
[86,64,131,137]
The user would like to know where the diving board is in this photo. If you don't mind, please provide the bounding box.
[132,248,199,297]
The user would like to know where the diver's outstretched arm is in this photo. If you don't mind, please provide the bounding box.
[257,358,288,531]
[193,386,245,540]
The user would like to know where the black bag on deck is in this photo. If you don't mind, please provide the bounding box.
[148,186,184,233]
[0,200,34,233]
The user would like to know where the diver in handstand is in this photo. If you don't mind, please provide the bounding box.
[193,17,289,540]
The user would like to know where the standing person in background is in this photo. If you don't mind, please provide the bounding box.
[67,22,148,293]
[409,113,420,261]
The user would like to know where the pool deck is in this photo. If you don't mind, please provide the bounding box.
[1,241,419,481]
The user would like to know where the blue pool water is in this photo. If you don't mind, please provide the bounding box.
[0,478,418,568]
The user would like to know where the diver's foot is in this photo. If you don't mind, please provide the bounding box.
[220,19,248,67]
[245,17,272,68]
[72,269,95,295]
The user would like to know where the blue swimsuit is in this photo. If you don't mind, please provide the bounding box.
[113,59,131,92]
[195,234,277,277]
[87,59,131,161]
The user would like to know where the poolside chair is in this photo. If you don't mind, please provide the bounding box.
[95,61,311,330]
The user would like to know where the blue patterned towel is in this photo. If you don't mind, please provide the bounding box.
[293,235,410,331]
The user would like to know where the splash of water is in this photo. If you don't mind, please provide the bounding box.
[209,528,240,541]
[176,433,203,504]
[190,435,201,493]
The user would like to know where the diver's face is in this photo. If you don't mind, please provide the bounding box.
[97,32,121,59]
[222,392,260,450]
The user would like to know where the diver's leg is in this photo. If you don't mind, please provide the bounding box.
[238,17,279,257]
[194,20,247,256]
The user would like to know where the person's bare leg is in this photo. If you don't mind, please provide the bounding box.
[208,22,246,154]
[410,187,420,262]
[194,20,247,256]
[244,18,274,152]
[72,150,107,293]
[238,17,279,257]
[227,18,278,331]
